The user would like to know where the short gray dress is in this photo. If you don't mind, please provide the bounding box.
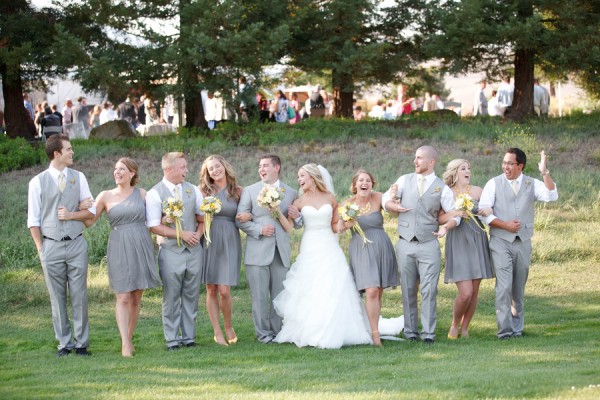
[348,211,399,292]
[444,199,494,283]
[202,189,242,286]
[107,188,161,293]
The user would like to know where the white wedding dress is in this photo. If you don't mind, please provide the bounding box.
[273,204,373,349]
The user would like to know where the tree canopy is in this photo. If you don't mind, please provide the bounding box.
[386,0,600,118]
[2,0,599,137]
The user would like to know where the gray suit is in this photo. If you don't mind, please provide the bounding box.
[489,175,536,338]
[152,181,203,347]
[37,169,89,350]
[395,173,444,340]
[237,181,297,342]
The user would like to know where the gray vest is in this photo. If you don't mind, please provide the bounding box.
[153,181,198,254]
[490,175,535,242]
[39,169,84,240]
[397,173,443,243]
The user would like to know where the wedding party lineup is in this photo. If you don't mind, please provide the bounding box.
[27,134,557,357]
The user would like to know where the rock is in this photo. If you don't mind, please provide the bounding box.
[90,120,137,139]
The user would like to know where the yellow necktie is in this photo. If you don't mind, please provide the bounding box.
[58,172,66,192]
[511,180,518,195]
[418,176,425,197]
[174,185,181,200]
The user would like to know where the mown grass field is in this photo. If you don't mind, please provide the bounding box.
[1,115,599,399]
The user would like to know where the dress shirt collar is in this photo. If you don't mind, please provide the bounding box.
[162,177,182,195]
[263,179,281,188]
[504,174,523,186]
[48,165,69,180]
[417,173,436,185]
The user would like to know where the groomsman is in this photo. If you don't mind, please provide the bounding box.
[27,134,95,356]
[236,155,299,343]
[146,152,204,350]
[382,145,459,343]
[479,148,557,339]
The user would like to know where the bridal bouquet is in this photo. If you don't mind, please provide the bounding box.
[454,193,488,233]
[199,196,222,247]
[162,197,184,246]
[338,202,372,246]
[257,185,285,219]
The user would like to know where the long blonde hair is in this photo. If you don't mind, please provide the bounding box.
[442,158,469,188]
[300,163,329,194]
[199,155,240,201]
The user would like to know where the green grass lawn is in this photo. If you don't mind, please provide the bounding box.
[1,115,600,399]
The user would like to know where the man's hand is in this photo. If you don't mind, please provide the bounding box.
[181,230,200,246]
[505,219,521,233]
[538,150,549,174]
[261,224,275,237]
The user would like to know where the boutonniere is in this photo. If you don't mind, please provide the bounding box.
[434,187,441,192]
[69,178,76,185]
[185,188,191,198]
[525,180,532,187]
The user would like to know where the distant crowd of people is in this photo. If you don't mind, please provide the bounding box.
[20,76,553,138]
[22,93,176,140]
[474,76,551,117]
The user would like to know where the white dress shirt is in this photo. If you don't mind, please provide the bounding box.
[27,166,96,228]
[146,178,203,228]
[479,174,558,225]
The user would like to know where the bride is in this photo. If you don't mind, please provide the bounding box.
[272,164,373,349]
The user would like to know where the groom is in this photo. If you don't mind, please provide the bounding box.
[237,154,299,343]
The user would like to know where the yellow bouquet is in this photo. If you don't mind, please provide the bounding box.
[454,193,488,234]
[257,185,285,219]
[162,197,184,246]
[199,196,222,247]
[338,202,372,246]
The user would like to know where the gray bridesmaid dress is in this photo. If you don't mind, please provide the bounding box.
[348,211,399,292]
[444,199,494,283]
[107,188,161,293]
[202,189,242,286]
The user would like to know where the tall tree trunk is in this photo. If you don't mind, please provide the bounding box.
[181,62,206,129]
[179,0,207,130]
[507,1,535,120]
[508,47,535,120]
[0,64,36,140]
[331,69,353,118]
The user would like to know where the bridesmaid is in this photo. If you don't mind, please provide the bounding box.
[85,158,161,356]
[199,155,244,346]
[439,159,494,339]
[338,170,399,346]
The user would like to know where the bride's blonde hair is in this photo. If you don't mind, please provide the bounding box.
[301,163,329,194]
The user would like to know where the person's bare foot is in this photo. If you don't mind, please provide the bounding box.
[461,329,469,338]
[372,330,382,347]
[122,342,134,357]
[448,325,459,340]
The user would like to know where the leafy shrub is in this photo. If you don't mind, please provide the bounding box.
[0,136,44,173]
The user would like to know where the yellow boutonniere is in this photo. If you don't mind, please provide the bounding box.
[69,178,76,185]
[434,187,440,192]
[525,180,531,187]
[185,188,191,198]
